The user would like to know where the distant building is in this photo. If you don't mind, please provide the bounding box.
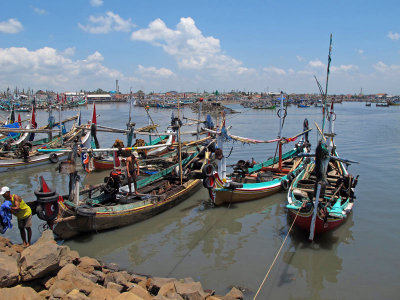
[87,94,111,103]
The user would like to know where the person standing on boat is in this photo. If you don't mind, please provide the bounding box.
[126,152,140,195]
[0,187,32,246]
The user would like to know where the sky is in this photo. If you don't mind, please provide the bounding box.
[0,0,399,95]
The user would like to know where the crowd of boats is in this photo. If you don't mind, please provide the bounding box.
[0,88,359,244]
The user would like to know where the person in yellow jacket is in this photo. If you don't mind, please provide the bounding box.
[0,186,32,246]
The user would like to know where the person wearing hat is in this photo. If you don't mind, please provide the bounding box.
[0,187,32,246]
[126,151,140,195]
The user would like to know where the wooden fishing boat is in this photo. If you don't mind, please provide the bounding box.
[0,110,92,173]
[208,135,310,206]
[45,149,207,240]
[286,146,358,236]
[204,93,311,206]
[286,36,359,240]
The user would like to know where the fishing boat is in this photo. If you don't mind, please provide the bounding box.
[204,93,312,206]
[286,118,358,238]
[286,35,359,240]
[38,146,209,240]
[376,101,389,107]
[365,102,371,107]
[0,109,92,173]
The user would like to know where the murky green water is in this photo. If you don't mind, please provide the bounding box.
[1,102,399,299]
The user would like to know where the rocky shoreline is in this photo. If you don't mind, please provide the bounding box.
[0,230,243,300]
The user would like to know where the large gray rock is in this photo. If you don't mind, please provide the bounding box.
[18,230,72,281]
[0,251,19,287]
[104,271,130,288]
[0,285,43,300]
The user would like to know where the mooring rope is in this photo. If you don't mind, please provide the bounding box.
[253,205,302,300]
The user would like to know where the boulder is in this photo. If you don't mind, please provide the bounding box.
[44,275,57,289]
[0,251,19,287]
[104,271,130,288]
[38,289,50,298]
[127,283,153,300]
[146,277,176,295]
[182,291,204,300]
[0,236,13,249]
[64,288,90,300]
[174,281,209,299]
[52,288,67,298]
[49,265,99,296]
[131,274,147,284]
[19,231,69,281]
[77,256,101,274]
[89,286,120,300]
[0,285,42,300]
[115,292,145,300]
[206,297,223,300]
[224,287,243,299]
[106,282,124,293]
[157,281,176,297]
[92,270,106,284]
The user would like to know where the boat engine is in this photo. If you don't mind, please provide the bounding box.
[103,170,124,201]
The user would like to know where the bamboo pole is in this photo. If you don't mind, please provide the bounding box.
[177,100,183,185]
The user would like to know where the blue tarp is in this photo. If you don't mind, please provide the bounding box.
[2,122,20,137]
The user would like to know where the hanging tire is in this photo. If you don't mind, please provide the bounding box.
[202,176,215,189]
[202,164,214,177]
[34,188,56,198]
[281,179,289,191]
[49,153,59,163]
[37,194,59,203]
[36,202,59,222]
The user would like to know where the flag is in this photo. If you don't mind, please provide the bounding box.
[92,104,97,124]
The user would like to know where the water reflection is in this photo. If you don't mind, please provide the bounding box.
[278,214,354,299]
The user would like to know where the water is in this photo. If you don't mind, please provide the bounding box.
[1,102,399,299]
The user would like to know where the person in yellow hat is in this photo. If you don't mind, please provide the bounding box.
[0,187,32,246]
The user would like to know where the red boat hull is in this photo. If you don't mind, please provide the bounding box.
[288,208,347,234]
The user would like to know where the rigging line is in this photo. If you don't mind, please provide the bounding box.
[253,205,302,300]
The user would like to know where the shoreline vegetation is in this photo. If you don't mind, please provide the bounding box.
[0,230,244,300]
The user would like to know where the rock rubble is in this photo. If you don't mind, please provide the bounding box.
[0,231,244,300]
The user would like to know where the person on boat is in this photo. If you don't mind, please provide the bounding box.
[0,187,32,246]
[126,152,140,195]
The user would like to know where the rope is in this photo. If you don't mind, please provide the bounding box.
[253,205,302,300]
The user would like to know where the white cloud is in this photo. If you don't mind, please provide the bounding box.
[62,47,76,56]
[331,64,359,72]
[387,31,400,40]
[79,11,135,34]
[373,61,400,73]
[263,66,286,75]
[87,51,104,62]
[296,55,306,62]
[0,46,137,91]
[358,49,364,55]
[33,7,47,15]
[308,59,325,68]
[131,17,250,76]
[136,65,175,78]
[90,0,103,7]
[0,18,23,34]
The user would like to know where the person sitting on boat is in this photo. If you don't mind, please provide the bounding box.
[0,187,32,246]
[126,152,140,195]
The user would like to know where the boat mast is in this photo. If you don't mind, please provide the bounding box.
[58,94,63,146]
[321,34,333,135]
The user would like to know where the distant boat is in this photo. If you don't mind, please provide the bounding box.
[376,101,389,107]
[298,104,311,108]
[365,102,371,107]
[252,104,276,110]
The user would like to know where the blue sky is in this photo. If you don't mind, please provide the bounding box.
[0,0,399,94]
